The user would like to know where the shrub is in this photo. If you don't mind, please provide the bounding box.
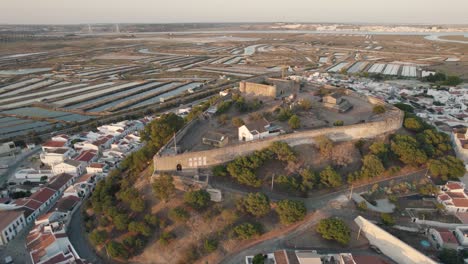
[381,213,395,226]
[333,120,344,126]
[212,165,228,177]
[232,117,245,127]
[288,115,301,129]
[203,238,218,253]
[89,230,107,246]
[144,214,159,226]
[169,206,190,223]
[253,254,267,264]
[152,174,176,202]
[106,241,129,259]
[316,217,351,245]
[159,231,175,246]
[128,221,151,236]
[277,107,293,121]
[372,105,386,114]
[357,201,368,211]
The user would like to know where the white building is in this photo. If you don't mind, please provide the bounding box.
[14,168,54,183]
[0,142,17,158]
[454,226,468,247]
[437,181,468,214]
[52,160,85,177]
[63,173,97,199]
[0,210,26,245]
[86,163,108,175]
[40,148,74,166]
[238,119,281,142]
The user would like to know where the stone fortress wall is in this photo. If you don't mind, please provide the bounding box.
[153,92,404,173]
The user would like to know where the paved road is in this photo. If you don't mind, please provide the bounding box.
[67,204,103,263]
[0,146,41,184]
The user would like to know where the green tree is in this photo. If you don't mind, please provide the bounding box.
[252,254,266,264]
[113,213,130,231]
[393,103,414,113]
[380,213,395,226]
[141,113,185,150]
[233,223,262,239]
[89,230,108,246]
[237,192,271,217]
[372,105,386,114]
[444,75,463,86]
[316,217,351,245]
[269,141,296,162]
[128,221,151,236]
[390,135,428,166]
[152,174,176,202]
[360,154,385,180]
[428,156,466,180]
[106,241,129,259]
[275,200,307,224]
[299,168,319,191]
[159,231,175,246]
[288,115,301,129]
[184,190,211,210]
[144,214,159,226]
[169,207,190,222]
[130,197,145,213]
[404,117,424,132]
[320,166,342,188]
[212,165,227,177]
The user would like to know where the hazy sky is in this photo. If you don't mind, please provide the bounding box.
[1,0,467,24]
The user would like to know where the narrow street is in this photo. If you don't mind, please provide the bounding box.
[67,205,103,263]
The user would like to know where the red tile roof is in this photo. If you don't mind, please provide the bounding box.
[88,162,104,168]
[30,188,56,203]
[74,150,97,163]
[76,173,94,184]
[353,255,389,264]
[47,173,74,191]
[446,182,464,190]
[439,194,450,201]
[452,198,468,207]
[0,210,23,231]
[42,140,66,148]
[437,229,459,244]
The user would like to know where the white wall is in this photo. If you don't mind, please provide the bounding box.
[355,216,437,264]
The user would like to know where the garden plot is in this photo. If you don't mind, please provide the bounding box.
[319,57,329,63]
[70,81,162,111]
[327,62,349,73]
[0,83,88,105]
[0,78,41,93]
[0,68,52,76]
[243,44,264,56]
[1,79,58,97]
[0,121,52,136]
[347,61,368,73]
[76,65,137,77]
[210,57,233,64]
[124,82,201,110]
[223,57,243,65]
[0,117,33,128]
[383,64,400,76]
[53,82,142,106]
[367,63,386,74]
[65,81,158,109]
[401,66,417,77]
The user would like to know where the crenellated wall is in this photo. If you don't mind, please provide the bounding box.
[153,99,404,173]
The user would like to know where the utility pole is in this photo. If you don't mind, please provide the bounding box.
[173,132,177,154]
[357,225,363,240]
[348,184,354,200]
[271,174,275,191]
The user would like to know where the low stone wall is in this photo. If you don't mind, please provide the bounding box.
[154,107,404,172]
